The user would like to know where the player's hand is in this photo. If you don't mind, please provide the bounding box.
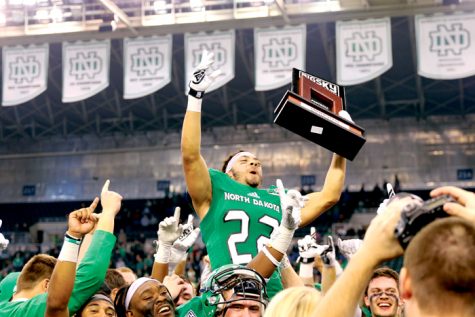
[170,214,200,263]
[100,180,123,216]
[67,198,100,238]
[163,274,186,300]
[337,238,363,260]
[158,207,184,246]
[321,236,336,266]
[361,197,418,265]
[0,220,9,251]
[276,179,303,230]
[297,227,328,261]
[189,50,222,94]
[430,186,475,224]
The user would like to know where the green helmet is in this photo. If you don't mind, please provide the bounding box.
[201,264,268,317]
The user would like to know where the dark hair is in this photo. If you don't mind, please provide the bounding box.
[76,291,114,317]
[221,150,244,172]
[365,267,399,296]
[113,285,131,317]
[16,254,57,292]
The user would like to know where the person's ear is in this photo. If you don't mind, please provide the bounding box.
[42,278,50,292]
[399,267,413,300]
[364,295,370,307]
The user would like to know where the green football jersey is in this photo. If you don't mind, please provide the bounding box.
[200,169,284,298]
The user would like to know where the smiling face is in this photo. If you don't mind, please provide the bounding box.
[127,281,175,317]
[364,277,400,317]
[227,155,263,188]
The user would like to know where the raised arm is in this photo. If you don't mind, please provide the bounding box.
[181,51,221,218]
[46,198,99,317]
[300,153,346,226]
[0,220,9,251]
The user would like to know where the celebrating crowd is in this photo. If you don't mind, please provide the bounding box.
[0,51,474,317]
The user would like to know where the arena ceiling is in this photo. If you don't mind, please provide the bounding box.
[0,0,474,142]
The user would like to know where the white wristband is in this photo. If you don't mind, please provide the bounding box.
[58,236,81,263]
[299,262,314,278]
[154,242,172,263]
[187,95,202,112]
[270,226,294,254]
[262,246,280,267]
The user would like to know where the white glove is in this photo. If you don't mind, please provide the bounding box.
[155,207,184,263]
[321,236,336,267]
[338,110,353,123]
[270,179,303,254]
[0,220,9,251]
[277,179,303,231]
[297,227,327,263]
[188,50,222,97]
[169,214,201,264]
[337,238,363,260]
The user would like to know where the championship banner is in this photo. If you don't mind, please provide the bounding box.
[123,35,172,99]
[184,30,235,93]
[254,25,306,91]
[336,18,392,86]
[62,40,110,103]
[2,44,49,106]
[415,12,475,80]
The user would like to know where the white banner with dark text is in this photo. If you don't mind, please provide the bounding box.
[184,30,235,93]
[2,44,49,106]
[254,25,306,91]
[62,40,110,103]
[416,13,475,80]
[336,18,392,85]
[123,35,172,99]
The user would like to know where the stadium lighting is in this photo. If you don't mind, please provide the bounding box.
[190,0,204,12]
[153,0,167,14]
[34,7,49,21]
[0,11,5,26]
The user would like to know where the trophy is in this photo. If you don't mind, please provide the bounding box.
[274,69,366,161]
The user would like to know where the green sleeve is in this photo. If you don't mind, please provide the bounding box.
[67,230,116,314]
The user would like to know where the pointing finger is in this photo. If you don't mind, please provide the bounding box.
[101,180,110,194]
[89,197,99,211]
[187,214,194,226]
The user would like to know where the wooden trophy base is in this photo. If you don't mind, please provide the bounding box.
[274,91,366,161]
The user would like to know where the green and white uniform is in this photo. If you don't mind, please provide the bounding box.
[177,293,215,317]
[0,230,116,317]
[200,169,283,298]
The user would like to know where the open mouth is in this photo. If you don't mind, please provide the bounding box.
[155,304,173,316]
[377,302,392,309]
[250,171,257,175]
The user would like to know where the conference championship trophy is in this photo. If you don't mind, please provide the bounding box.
[274,69,366,161]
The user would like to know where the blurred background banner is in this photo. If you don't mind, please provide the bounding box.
[184,30,235,94]
[254,24,306,91]
[336,18,392,86]
[123,35,172,100]
[2,44,49,107]
[416,12,475,80]
[62,39,110,103]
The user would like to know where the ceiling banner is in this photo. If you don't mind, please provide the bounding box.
[416,12,475,80]
[336,18,392,85]
[184,30,235,94]
[254,24,306,91]
[123,35,172,99]
[2,44,49,106]
[62,40,110,103]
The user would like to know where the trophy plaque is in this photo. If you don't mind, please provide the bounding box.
[274,69,366,161]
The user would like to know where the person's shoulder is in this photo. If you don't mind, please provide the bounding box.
[176,296,206,317]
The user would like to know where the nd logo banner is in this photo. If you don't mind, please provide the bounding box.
[336,18,392,86]
[416,13,475,80]
[184,30,235,94]
[124,36,172,99]
[255,25,306,91]
[2,44,49,107]
[62,40,110,103]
